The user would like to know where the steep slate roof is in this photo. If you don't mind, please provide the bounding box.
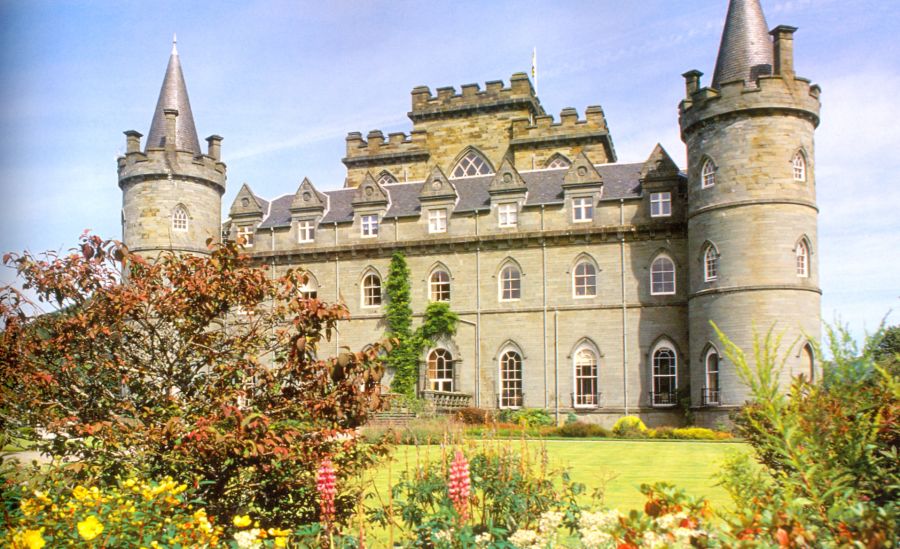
[711,0,773,88]
[145,37,203,154]
[258,163,655,229]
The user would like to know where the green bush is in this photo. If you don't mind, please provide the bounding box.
[497,408,555,427]
[553,421,609,438]
[611,416,648,437]
[671,427,729,440]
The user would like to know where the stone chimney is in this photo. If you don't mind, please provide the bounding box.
[206,135,223,161]
[770,25,798,78]
[124,130,142,154]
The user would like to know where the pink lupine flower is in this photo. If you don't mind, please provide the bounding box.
[448,449,471,522]
[316,458,337,526]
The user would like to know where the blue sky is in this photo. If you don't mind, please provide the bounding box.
[1,0,898,338]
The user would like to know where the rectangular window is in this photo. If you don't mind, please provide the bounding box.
[298,220,315,243]
[428,209,447,233]
[650,192,671,217]
[498,203,518,228]
[361,214,379,237]
[572,197,593,222]
[237,225,254,247]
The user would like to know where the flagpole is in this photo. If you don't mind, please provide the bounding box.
[532,47,538,96]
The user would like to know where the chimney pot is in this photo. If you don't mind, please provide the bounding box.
[770,25,798,78]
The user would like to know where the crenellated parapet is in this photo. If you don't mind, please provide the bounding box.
[408,73,544,121]
[343,129,429,168]
[117,128,226,193]
[509,105,615,161]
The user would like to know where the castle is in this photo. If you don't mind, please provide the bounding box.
[117,0,821,426]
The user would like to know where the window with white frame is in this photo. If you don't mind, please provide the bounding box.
[792,152,806,182]
[652,344,677,405]
[298,220,316,243]
[796,240,809,278]
[701,159,716,188]
[428,209,447,234]
[573,261,597,297]
[704,245,718,282]
[499,265,521,301]
[429,270,451,302]
[362,273,382,307]
[427,349,454,392]
[237,225,255,247]
[299,276,318,300]
[498,203,518,228]
[452,150,493,178]
[499,349,523,408]
[546,154,571,169]
[572,196,593,222]
[361,214,379,237]
[650,256,676,295]
[573,347,598,407]
[650,192,671,217]
[172,205,188,232]
[704,348,720,405]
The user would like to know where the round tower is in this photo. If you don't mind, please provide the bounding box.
[680,0,821,418]
[118,37,226,257]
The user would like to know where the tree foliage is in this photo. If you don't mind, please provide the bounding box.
[0,233,390,528]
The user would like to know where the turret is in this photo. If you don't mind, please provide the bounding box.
[680,0,821,421]
[117,36,226,257]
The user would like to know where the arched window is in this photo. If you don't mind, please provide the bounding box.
[377,171,398,186]
[650,256,676,295]
[430,270,451,302]
[499,264,521,301]
[299,273,318,300]
[704,245,718,282]
[362,272,382,307]
[452,150,493,178]
[792,151,807,182]
[499,349,523,408]
[801,343,815,381]
[796,240,809,278]
[573,347,598,407]
[652,344,677,406]
[427,349,454,392]
[704,348,720,405]
[701,159,716,188]
[546,154,571,169]
[172,205,188,232]
[573,261,597,297]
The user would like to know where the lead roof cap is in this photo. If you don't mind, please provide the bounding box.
[145,35,202,154]
[711,0,774,88]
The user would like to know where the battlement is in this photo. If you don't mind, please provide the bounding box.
[510,105,610,139]
[117,130,226,192]
[343,129,430,166]
[408,73,545,121]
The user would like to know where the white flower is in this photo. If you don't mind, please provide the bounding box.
[641,530,667,548]
[579,509,621,532]
[433,530,452,543]
[538,510,564,534]
[233,529,262,549]
[579,528,614,549]
[475,532,493,547]
[508,528,542,549]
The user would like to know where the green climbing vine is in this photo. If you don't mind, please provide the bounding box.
[384,252,458,398]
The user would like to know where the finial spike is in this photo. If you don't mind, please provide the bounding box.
[172,33,178,55]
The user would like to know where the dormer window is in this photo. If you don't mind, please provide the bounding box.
[298,220,316,243]
[650,192,671,217]
[428,209,447,234]
[452,150,492,178]
[701,159,716,188]
[498,203,518,228]
[792,152,807,182]
[572,196,593,222]
[237,225,254,247]
[361,214,379,237]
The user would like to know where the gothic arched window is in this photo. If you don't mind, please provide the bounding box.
[652,343,677,406]
[704,245,719,282]
[792,151,807,182]
[430,269,451,302]
[704,348,720,405]
[362,272,382,307]
[499,264,521,301]
[701,159,716,188]
[546,154,571,169]
[573,346,598,407]
[650,256,676,295]
[172,205,188,232]
[796,240,810,278]
[377,171,398,186]
[427,349,454,392]
[452,150,493,178]
[499,349,523,408]
[573,261,597,297]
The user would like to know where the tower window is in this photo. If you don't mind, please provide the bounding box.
[362,273,382,307]
[361,214,379,237]
[704,348,720,405]
[429,270,451,302]
[498,203,518,228]
[572,197,593,222]
[499,265,521,301]
[796,240,809,278]
[701,159,716,188]
[499,350,523,408]
[427,349,454,392]
[298,220,316,243]
[704,245,718,282]
[428,209,448,234]
[237,225,254,247]
[172,205,188,232]
[573,347,599,407]
[573,261,597,297]
[801,343,815,381]
[792,152,807,182]
[650,256,676,295]
[452,150,493,178]
[652,345,677,406]
[650,192,671,217]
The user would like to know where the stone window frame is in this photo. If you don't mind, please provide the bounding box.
[236,225,255,247]
[703,344,720,406]
[650,253,676,295]
[376,170,398,186]
[427,208,448,234]
[497,341,525,409]
[792,150,807,182]
[571,338,600,408]
[703,242,719,282]
[360,214,379,238]
[497,259,523,302]
[650,338,678,407]
[799,342,816,381]
[450,147,494,179]
[571,254,599,299]
[172,204,189,232]
[571,196,594,223]
[497,202,518,228]
[299,271,319,300]
[546,153,572,169]
[297,219,316,243]
[795,236,811,278]
[426,348,454,392]
[650,192,672,217]
[360,269,383,308]
[429,266,451,302]
[701,157,717,189]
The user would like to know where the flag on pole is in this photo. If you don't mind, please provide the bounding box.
[531,47,538,95]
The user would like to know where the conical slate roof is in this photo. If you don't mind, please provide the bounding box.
[145,37,202,153]
[711,0,773,88]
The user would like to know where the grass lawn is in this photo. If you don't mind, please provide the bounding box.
[369,439,748,512]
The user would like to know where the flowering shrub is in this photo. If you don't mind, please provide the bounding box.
[610,416,647,437]
[2,476,224,548]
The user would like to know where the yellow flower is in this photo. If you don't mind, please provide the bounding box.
[72,486,90,501]
[13,528,46,549]
[232,514,252,528]
[274,536,288,548]
[77,515,104,541]
[19,499,42,517]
